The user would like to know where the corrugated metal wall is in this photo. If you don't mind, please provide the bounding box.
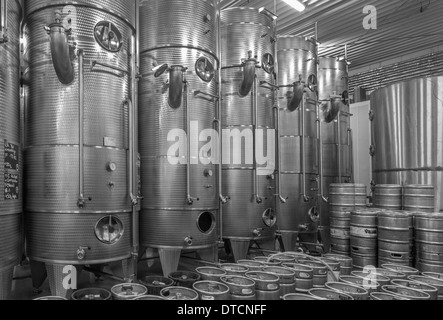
[349,51,443,96]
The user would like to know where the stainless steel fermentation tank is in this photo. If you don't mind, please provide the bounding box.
[0,0,23,300]
[139,0,220,276]
[23,0,137,297]
[276,36,319,252]
[220,7,277,261]
[370,76,443,211]
[318,56,353,251]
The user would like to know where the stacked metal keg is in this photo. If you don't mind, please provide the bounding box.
[373,184,403,210]
[403,185,435,212]
[329,183,368,256]
[378,211,414,267]
[414,213,443,273]
[350,208,379,270]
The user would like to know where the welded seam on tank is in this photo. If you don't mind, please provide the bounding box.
[140,45,218,64]
[24,2,136,31]
[375,167,443,172]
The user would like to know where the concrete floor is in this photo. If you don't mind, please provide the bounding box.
[8,246,240,300]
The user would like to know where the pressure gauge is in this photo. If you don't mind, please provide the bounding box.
[262,208,277,228]
[95,216,124,245]
[195,57,215,82]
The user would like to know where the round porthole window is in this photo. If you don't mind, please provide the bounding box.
[261,53,275,74]
[195,57,215,82]
[95,216,124,245]
[197,211,215,234]
[94,21,123,52]
[262,208,277,228]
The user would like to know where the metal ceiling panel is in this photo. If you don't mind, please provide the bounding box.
[220,0,443,70]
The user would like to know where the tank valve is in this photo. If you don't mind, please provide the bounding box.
[184,237,193,246]
[253,228,264,237]
[220,195,230,204]
[77,246,90,260]
[255,195,263,204]
[204,169,213,177]
[106,162,117,172]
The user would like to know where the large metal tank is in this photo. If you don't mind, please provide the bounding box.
[277,35,319,252]
[23,0,137,297]
[220,7,277,261]
[370,76,443,211]
[318,56,353,251]
[139,0,220,276]
[0,0,23,300]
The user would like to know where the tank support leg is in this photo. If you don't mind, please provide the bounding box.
[46,264,83,299]
[30,260,47,293]
[229,240,250,262]
[279,231,299,253]
[197,244,219,263]
[0,267,14,300]
[158,248,181,278]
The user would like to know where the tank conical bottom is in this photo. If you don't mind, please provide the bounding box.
[46,264,83,299]
[229,240,250,262]
[0,267,14,300]
[279,231,299,252]
[30,260,47,291]
[158,249,181,278]
[197,244,219,263]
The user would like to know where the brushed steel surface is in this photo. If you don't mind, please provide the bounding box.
[276,35,319,238]
[221,7,276,240]
[221,7,274,67]
[371,76,443,211]
[139,0,219,249]
[221,169,276,239]
[373,184,403,209]
[0,214,23,269]
[25,146,130,212]
[277,35,317,87]
[140,0,218,55]
[24,1,134,263]
[140,210,218,248]
[276,174,318,231]
[221,68,274,128]
[24,0,135,27]
[25,213,132,264]
[24,5,132,148]
[280,137,317,174]
[318,57,349,106]
[0,0,23,281]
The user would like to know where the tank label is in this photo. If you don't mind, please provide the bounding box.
[4,141,19,201]
[4,141,19,171]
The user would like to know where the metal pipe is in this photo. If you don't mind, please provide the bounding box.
[337,111,342,183]
[90,60,128,76]
[348,128,354,183]
[131,0,140,281]
[253,76,262,204]
[77,49,86,209]
[1,0,7,43]
[317,101,328,203]
[184,77,196,206]
[273,104,286,204]
[301,92,309,202]
[216,2,225,243]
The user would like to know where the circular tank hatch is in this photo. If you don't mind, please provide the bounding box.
[261,53,275,74]
[195,57,215,82]
[262,208,277,228]
[197,211,215,234]
[95,216,124,245]
[94,21,123,52]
